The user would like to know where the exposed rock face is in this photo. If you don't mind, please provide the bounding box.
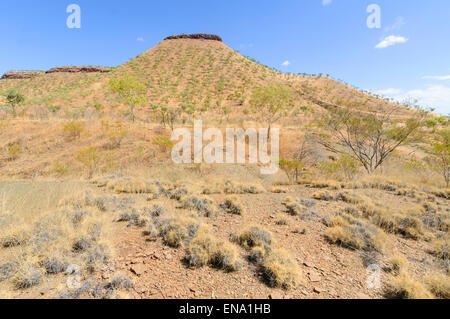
[46,66,111,74]
[164,34,222,42]
[1,71,41,79]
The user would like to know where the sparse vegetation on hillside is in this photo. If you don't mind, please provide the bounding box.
[0,36,448,300]
[317,105,428,174]
[109,77,147,122]
[250,85,296,137]
[5,91,25,117]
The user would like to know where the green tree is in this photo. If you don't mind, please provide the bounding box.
[250,85,295,138]
[109,77,147,122]
[319,155,360,181]
[5,91,25,117]
[151,104,181,131]
[75,146,100,178]
[425,129,450,187]
[280,158,304,183]
[318,106,427,174]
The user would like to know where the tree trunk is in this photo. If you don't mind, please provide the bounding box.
[130,104,135,122]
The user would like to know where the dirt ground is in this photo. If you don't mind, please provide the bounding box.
[105,185,441,299]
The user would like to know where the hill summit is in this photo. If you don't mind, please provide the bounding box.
[164,34,223,42]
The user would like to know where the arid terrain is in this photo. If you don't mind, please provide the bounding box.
[0,35,448,299]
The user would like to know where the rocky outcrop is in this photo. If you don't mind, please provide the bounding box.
[46,66,111,74]
[164,34,222,42]
[1,71,41,79]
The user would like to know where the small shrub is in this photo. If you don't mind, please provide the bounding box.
[0,231,28,248]
[390,255,408,275]
[107,178,149,194]
[41,257,68,274]
[220,197,245,215]
[110,275,134,290]
[275,217,289,226]
[271,187,287,193]
[248,246,269,264]
[152,135,174,153]
[293,226,308,235]
[72,238,92,252]
[181,196,216,217]
[84,244,110,272]
[233,226,273,249]
[386,273,434,299]
[425,273,450,299]
[63,120,85,141]
[54,161,70,176]
[223,181,265,194]
[284,201,304,216]
[13,265,43,289]
[431,237,449,261]
[186,233,240,272]
[325,215,387,252]
[7,144,21,160]
[0,262,18,282]
[318,155,359,181]
[75,146,100,178]
[260,249,303,289]
[313,191,333,201]
[159,216,203,248]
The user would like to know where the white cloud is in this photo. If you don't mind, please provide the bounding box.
[322,0,332,6]
[384,16,406,32]
[375,35,408,49]
[137,37,145,42]
[281,60,290,67]
[422,75,450,80]
[375,85,450,114]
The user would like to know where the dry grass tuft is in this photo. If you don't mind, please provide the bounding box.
[181,195,216,217]
[159,215,205,248]
[275,217,289,226]
[271,187,288,193]
[312,191,333,201]
[284,201,304,216]
[325,214,387,252]
[424,273,450,299]
[223,180,265,194]
[259,249,303,289]
[232,225,273,249]
[232,224,303,290]
[358,202,425,239]
[390,255,408,275]
[430,237,449,262]
[186,233,241,272]
[106,177,151,194]
[386,273,434,299]
[220,196,246,215]
[0,186,113,294]
[308,181,343,190]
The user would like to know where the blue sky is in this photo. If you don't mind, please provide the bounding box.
[1,0,449,114]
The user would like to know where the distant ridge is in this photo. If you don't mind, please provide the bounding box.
[164,34,222,42]
[46,66,111,74]
[1,71,42,80]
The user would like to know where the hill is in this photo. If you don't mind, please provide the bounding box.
[0,35,448,300]
[0,35,407,121]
